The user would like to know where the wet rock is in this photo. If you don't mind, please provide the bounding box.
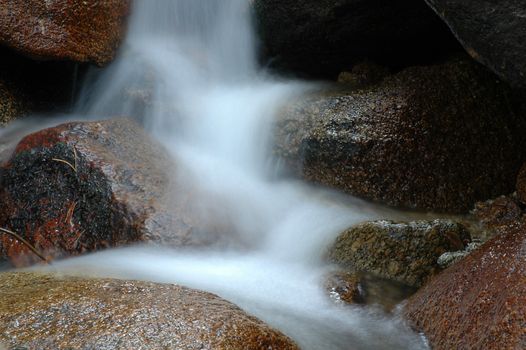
[274,57,526,212]
[473,194,524,232]
[0,79,27,126]
[516,164,526,205]
[327,219,471,288]
[324,270,415,312]
[253,0,461,77]
[324,271,365,305]
[0,272,298,350]
[0,0,130,65]
[0,119,219,267]
[436,241,482,269]
[404,222,526,349]
[425,0,526,87]
[337,62,389,87]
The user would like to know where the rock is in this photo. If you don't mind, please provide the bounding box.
[337,62,389,87]
[516,164,526,204]
[0,272,298,350]
[274,57,526,212]
[473,194,523,232]
[253,0,461,77]
[327,219,471,288]
[324,271,365,305]
[324,270,416,312]
[0,0,130,65]
[425,0,526,87]
[436,241,482,269]
[404,222,526,349]
[0,119,223,267]
[0,79,27,126]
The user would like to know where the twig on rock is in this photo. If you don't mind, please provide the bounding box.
[0,227,49,263]
[52,145,78,173]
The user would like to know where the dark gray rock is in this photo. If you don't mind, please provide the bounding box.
[253,0,462,77]
[425,0,526,87]
[274,57,526,212]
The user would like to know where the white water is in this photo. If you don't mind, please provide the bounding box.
[43,0,428,348]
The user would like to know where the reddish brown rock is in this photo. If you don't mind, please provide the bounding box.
[0,0,130,65]
[404,222,526,349]
[0,119,222,267]
[0,272,298,350]
[473,195,523,232]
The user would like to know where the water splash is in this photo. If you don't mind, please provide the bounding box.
[44,0,428,348]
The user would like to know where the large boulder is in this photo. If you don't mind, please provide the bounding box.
[404,220,526,349]
[0,119,221,267]
[253,0,461,77]
[327,219,470,288]
[425,0,526,87]
[0,0,130,65]
[274,57,526,212]
[0,272,298,350]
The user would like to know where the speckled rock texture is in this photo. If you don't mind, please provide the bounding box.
[0,272,298,350]
[253,0,461,77]
[327,219,471,288]
[425,0,526,87]
[0,79,27,126]
[404,219,526,350]
[274,57,526,212]
[0,0,130,65]
[0,119,222,267]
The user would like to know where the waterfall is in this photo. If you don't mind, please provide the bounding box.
[50,1,428,348]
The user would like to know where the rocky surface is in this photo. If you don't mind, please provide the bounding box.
[274,57,526,212]
[0,119,227,267]
[0,272,298,350]
[324,270,415,311]
[425,0,526,87]
[253,0,461,77]
[404,220,526,349]
[0,79,27,126]
[327,219,471,288]
[473,194,524,233]
[0,0,130,65]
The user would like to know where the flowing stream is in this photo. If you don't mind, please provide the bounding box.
[28,1,428,348]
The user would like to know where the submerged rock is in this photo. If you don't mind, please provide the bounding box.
[274,57,526,212]
[253,0,461,77]
[0,119,224,267]
[404,221,526,349]
[425,0,526,87]
[327,219,471,288]
[324,270,415,312]
[0,0,130,65]
[0,272,298,350]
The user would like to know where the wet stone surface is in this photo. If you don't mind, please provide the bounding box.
[274,56,526,212]
[404,219,526,350]
[0,0,130,65]
[327,219,471,288]
[0,272,298,350]
[0,119,229,267]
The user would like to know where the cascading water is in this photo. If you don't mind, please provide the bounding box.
[42,1,428,349]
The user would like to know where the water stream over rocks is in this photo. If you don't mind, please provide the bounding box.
[9,1,430,348]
